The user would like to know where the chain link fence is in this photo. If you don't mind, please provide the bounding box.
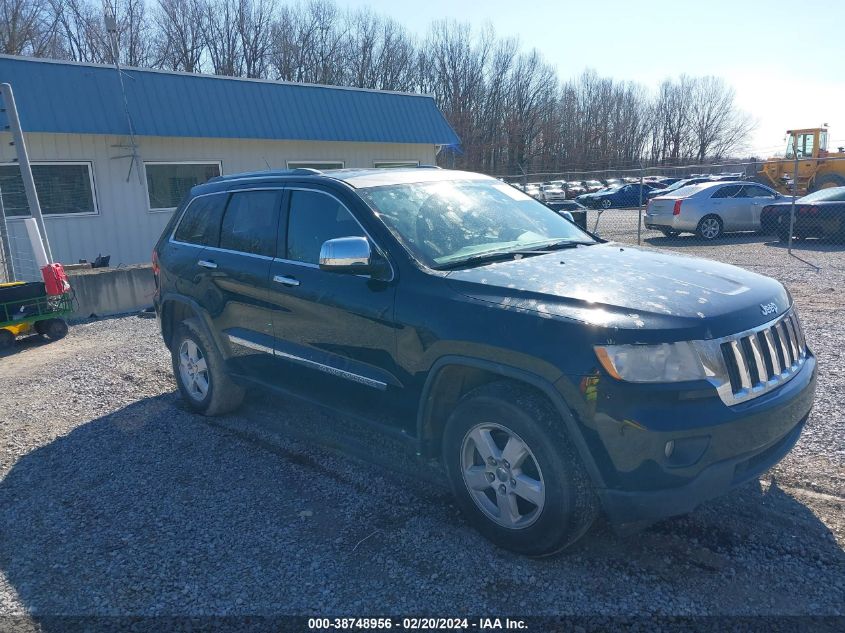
[498,156,845,273]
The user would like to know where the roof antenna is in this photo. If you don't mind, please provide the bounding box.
[263,157,271,170]
[104,5,142,185]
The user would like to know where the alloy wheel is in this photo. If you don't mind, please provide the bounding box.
[700,217,721,239]
[460,422,545,529]
[179,339,210,401]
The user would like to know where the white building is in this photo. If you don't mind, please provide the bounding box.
[0,55,458,275]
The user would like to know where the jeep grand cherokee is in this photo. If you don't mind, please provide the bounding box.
[153,167,816,556]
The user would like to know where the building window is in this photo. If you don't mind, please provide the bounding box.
[287,161,344,171]
[0,162,97,217]
[373,161,420,168]
[145,162,221,211]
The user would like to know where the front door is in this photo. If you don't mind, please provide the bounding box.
[738,184,779,229]
[268,187,400,393]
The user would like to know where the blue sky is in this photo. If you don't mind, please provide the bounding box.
[336,0,845,156]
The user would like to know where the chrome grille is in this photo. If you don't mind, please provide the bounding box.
[715,310,807,405]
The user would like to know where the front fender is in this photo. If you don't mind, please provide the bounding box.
[416,354,607,490]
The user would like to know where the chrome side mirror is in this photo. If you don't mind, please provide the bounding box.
[319,236,372,274]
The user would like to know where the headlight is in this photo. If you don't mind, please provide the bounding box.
[594,342,711,383]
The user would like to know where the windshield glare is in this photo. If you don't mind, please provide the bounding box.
[359,179,596,268]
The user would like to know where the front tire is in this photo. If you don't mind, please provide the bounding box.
[696,215,723,240]
[600,199,612,209]
[171,319,244,416]
[442,381,597,556]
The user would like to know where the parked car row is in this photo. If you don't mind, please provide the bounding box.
[511,172,749,210]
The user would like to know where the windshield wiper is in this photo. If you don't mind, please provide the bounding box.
[433,249,548,271]
[434,241,593,270]
[523,239,596,251]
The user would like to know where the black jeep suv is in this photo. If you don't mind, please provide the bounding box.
[153,167,816,555]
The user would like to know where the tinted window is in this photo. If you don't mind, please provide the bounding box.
[219,190,280,257]
[286,190,365,264]
[174,194,227,246]
[739,185,775,198]
[711,185,742,199]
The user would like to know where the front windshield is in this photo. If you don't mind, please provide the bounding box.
[359,178,596,268]
[800,186,845,202]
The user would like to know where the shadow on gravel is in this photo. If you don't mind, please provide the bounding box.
[1,393,844,618]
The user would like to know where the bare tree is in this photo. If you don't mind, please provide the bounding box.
[102,0,152,66]
[151,0,205,71]
[203,0,241,75]
[1,0,58,55]
[237,0,274,78]
[48,0,103,61]
[687,76,752,161]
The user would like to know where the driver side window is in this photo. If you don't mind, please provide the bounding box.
[286,190,365,265]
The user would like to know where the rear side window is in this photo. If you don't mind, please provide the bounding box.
[711,185,742,199]
[220,190,281,257]
[286,190,366,264]
[173,194,227,246]
[739,185,776,198]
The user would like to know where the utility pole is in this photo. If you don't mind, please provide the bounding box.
[787,150,799,256]
[0,82,53,263]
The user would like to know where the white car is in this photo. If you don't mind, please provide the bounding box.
[644,181,788,240]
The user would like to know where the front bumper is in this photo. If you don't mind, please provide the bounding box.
[593,352,816,524]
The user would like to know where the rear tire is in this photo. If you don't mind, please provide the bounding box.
[0,329,14,350]
[35,318,68,341]
[808,173,845,192]
[660,228,681,238]
[171,318,245,416]
[442,381,597,556]
[696,215,723,240]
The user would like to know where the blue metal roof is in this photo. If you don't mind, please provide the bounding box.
[0,55,459,145]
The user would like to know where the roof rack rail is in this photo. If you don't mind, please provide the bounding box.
[207,167,324,183]
[416,164,442,169]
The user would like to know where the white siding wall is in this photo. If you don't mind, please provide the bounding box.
[0,133,436,270]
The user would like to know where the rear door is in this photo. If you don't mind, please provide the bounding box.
[268,187,401,391]
[195,188,282,372]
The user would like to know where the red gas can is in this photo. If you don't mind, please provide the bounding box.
[41,263,70,296]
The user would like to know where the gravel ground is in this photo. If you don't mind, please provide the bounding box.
[0,241,843,621]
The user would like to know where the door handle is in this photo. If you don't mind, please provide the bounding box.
[273,274,300,287]
[198,259,217,269]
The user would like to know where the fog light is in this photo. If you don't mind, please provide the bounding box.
[664,440,675,458]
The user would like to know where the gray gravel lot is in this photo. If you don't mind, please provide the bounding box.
[0,238,843,620]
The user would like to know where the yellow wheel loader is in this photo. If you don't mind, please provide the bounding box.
[754,126,845,195]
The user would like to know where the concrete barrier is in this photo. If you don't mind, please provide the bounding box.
[67,264,155,320]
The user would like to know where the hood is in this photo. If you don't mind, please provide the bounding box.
[445,243,790,342]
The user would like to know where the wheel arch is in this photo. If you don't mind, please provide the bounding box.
[416,356,607,489]
[159,293,223,354]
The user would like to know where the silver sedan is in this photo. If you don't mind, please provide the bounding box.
[644,181,788,240]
